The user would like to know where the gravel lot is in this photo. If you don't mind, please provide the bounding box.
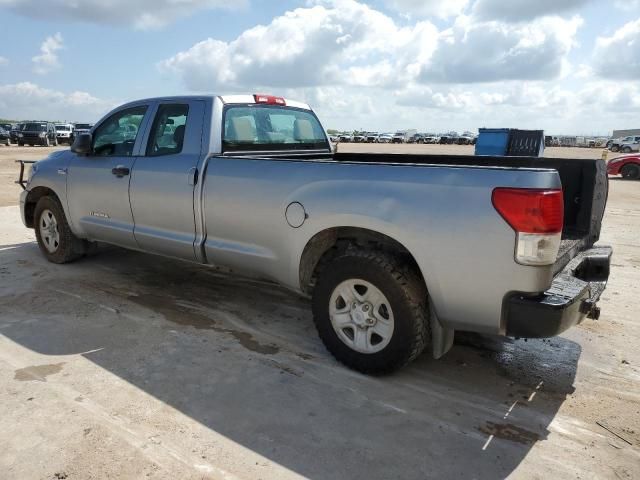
[0,144,638,479]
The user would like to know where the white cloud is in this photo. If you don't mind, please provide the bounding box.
[385,0,468,19]
[32,32,63,75]
[472,0,592,22]
[614,0,640,11]
[418,15,583,83]
[0,56,8,66]
[0,82,114,121]
[159,0,581,91]
[593,18,640,80]
[158,0,439,90]
[0,0,246,30]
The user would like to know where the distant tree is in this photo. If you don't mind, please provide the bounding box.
[326,128,339,134]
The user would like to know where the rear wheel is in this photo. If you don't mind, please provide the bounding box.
[622,146,632,153]
[312,248,430,374]
[621,164,640,180]
[34,196,87,263]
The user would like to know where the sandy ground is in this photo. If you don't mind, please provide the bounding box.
[0,144,638,479]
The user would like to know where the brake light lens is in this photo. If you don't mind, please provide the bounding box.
[492,188,563,234]
[253,94,286,106]
[492,188,564,266]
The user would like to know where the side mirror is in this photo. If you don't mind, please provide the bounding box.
[71,133,92,155]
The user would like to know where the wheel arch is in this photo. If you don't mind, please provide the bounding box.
[298,226,426,296]
[23,186,61,228]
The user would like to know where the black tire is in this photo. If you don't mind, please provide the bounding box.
[622,147,632,153]
[312,248,430,374]
[621,164,640,180]
[18,141,24,147]
[611,145,620,152]
[34,196,87,263]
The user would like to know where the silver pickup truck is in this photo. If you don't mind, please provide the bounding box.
[18,94,612,373]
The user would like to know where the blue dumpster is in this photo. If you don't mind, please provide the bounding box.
[475,128,545,157]
[474,128,510,156]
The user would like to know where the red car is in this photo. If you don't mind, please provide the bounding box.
[607,154,640,180]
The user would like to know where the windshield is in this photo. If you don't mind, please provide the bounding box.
[24,123,47,131]
[222,105,329,152]
[56,125,71,131]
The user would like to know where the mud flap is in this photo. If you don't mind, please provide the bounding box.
[430,303,454,359]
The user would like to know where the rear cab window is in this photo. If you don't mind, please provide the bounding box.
[222,105,329,153]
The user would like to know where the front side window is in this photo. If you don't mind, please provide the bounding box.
[92,105,147,157]
[146,104,189,156]
[222,105,329,152]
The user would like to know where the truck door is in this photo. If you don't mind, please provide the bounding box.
[129,100,205,260]
[66,104,151,248]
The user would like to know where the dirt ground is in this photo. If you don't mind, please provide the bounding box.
[0,144,638,479]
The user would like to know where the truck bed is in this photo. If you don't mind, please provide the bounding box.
[333,152,609,271]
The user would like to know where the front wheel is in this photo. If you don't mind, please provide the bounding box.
[312,249,430,374]
[34,196,88,263]
[611,145,620,152]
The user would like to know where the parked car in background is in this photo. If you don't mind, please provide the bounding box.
[352,132,366,143]
[391,129,417,143]
[338,133,352,143]
[607,154,640,179]
[408,133,428,143]
[613,136,640,153]
[0,127,10,146]
[327,132,339,143]
[366,132,379,143]
[0,123,13,135]
[10,123,24,144]
[376,133,393,143]
[55,123,74,144]
[72,123,94,143]
[18,121,58,146]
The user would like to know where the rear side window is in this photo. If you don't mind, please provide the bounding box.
[222,105,329,152]
[146,104,189,157]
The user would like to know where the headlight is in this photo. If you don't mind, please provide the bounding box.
[18,133,23,138]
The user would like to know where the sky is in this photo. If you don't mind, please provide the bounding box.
[0,0,638,135]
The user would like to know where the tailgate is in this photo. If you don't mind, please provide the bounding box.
[553,158,608,274]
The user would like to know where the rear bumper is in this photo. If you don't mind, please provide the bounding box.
[504,245,612,338]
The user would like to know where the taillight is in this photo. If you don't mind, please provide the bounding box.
[253,94,286,106]
[492,188,564,266]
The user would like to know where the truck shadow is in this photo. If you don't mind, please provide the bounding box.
[0,241,580,480]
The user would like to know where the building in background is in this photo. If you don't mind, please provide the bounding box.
[612,129,640,138]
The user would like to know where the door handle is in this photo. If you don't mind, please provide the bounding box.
[187,167,198,186]
[112,165,130,177]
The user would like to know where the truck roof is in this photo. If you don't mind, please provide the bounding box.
[115,94,312,111]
